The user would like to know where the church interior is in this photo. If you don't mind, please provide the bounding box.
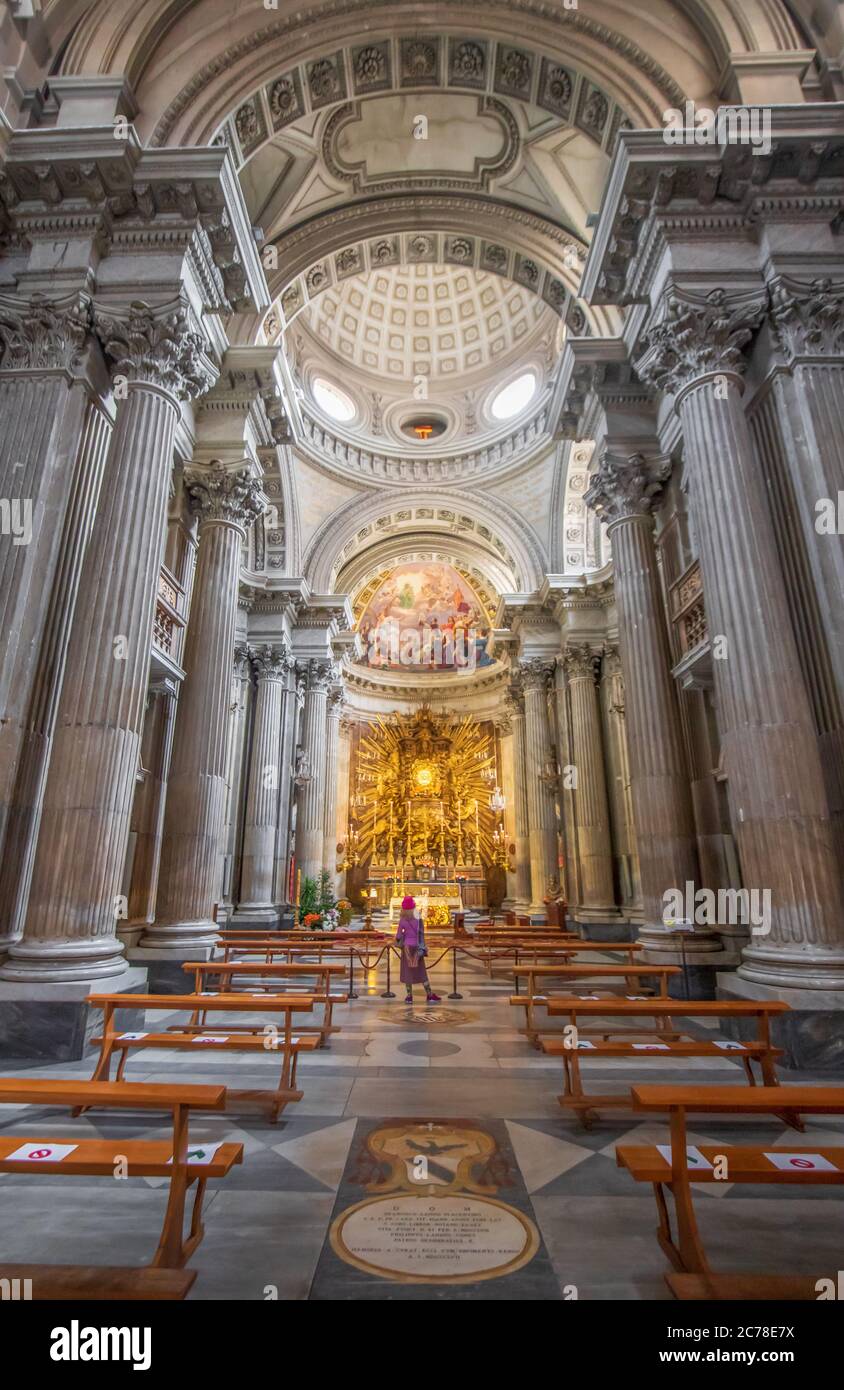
[0,0,843,1326]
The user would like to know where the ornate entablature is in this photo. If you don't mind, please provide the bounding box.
[585,127,844,308]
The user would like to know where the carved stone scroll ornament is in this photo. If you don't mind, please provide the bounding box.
[94,298,218,400]
[184,459,266,529]
[584,450,671,526]
[0,292,91,372]
[634,287,768,398]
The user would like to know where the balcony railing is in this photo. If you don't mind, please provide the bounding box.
[670,560,708,657]
[152,565,186,665]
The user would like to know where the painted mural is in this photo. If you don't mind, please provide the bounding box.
[356,562,494,672]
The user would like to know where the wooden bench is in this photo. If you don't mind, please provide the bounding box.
[0,1264,197,1300]
[511,963,680,1046]
[542,999,790,1126]
[183,960,347,1045]
[87,992,318,1122]
[617,1084,844,1291]
[0,1077,242,1269]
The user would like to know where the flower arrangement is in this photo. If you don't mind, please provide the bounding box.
[303,912,322,929]
[425,901,451,928]
[323,907,339,932]
[337,898,353,926]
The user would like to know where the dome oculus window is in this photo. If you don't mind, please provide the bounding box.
[490,371,537,421]
[312,377,356,422]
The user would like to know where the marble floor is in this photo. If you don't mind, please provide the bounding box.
[1,944,842,1300]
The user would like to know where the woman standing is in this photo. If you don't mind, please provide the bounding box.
[395,896,441,1005]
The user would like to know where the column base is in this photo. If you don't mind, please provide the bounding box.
[738,942,844,991]
[0,967,148,1061]
[127,943,216,993]
[139,920,220,952]
[0,934,129,984]
[576,920,636,944]
[717,973,844,1071]
[230,905,280,928]
[635,927,724,999]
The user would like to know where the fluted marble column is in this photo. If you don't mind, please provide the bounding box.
[123,680,179,938]
[0,296,112,952]
[149,463,264,948]
[637,287,844,988]
[505,685,532,910]
[295,660,333,884]
[1,302,216,982]
[585,451,706,955]
[564,644,617,920]
[322,688,344,884]
[219,643,252,921]
[521,660,560,915]
[235,644,291,924]
[600,646,642,917]
[273,664,301,907]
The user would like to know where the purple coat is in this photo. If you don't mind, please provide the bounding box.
[396,912,428,984]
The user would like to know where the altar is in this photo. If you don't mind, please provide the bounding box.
[387,890,463,923]
[342,708,506,917]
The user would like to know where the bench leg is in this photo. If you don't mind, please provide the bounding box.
[668,1111,711,1275]
[181,1178,208,1261]
[152,1106,191,1269]
[653,1182,685,1273]
[115,1049,130,1083]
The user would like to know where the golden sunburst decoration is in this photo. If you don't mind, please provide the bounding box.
[351,707,500,865]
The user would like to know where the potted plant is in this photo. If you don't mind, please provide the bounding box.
[337,898,352,926]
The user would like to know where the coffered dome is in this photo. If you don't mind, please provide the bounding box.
[299,263,553,383]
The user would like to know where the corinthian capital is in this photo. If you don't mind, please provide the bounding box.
[185,460,266,529]
[251,643,292,681]
[0,292,90,372]
[303,658,334,694]
[584,449,671,525]
[769,276,844,361]
[94,298,218,400]
[520,658,555,692]
[564,644,599,682]
[635,288,767,397]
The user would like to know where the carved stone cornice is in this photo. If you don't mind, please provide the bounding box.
[250,642,293,680]
[769,275,844,362]
[94,298,218,399]
[185,460,266,528]
[564,643,599,682]
[635,288,768,398]
[584,449,671,525]
[0,291,91,373]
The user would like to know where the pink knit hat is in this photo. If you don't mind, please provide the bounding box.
[401,895,416,910]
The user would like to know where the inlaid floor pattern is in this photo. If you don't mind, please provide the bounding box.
[2,947,841,1299]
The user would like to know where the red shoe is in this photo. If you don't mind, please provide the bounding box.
[426,992,441,1003]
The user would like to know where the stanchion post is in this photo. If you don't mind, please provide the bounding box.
[349,946,358,1000]
[448,942,463,1001]
[381,943,396,999]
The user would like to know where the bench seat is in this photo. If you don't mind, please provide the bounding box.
[617,1143,844,1184]
[97,1031,321,1054]
[0,1265,197,1300]
[543,1039,778,1062]
[0,1135,243,1177]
